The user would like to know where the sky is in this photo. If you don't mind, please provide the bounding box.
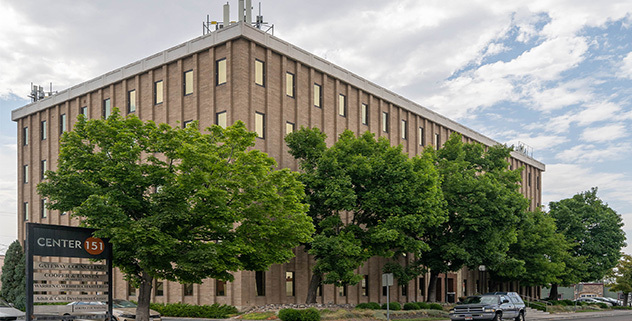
[0,0,631,256]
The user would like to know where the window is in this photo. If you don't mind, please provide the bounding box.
[80,106,88,117]
[183,120,194,128]
[401,119,407,140]
[41,199,47,218]
[314,83,321,107]
[154,81,163,105]
[317,284,323,297]
[60,114,67,134]
[383,285,388,296]
[537,175,540,190]
[434,133,440,150]
[216,280,226,296]
[255,271,266,296]
[401,283,408,296]
[419,127,425,146]
[23,127,28,146]
[41,121,47,140]
[128,282,136,297]
[286,122,295,134]
[184,283,193,296]
[23,165,28,184]
[285,272,295,296]
[216,58,227,85]
[361,104,368,125]
[362,275,369,296]
[255,112,265,139]
[382,112,389,132]
[103,99,111,118]
[338,94,346,116]
[286,72,295,97]
[155,281,163,296]
[255,60,265,86]
[338,285,347,297]
[41,160,47,180]
[528,172,532,187]
[216,111,227,128]
[128,90,136,113]
[184,70,193,95]
[24,202,29,221]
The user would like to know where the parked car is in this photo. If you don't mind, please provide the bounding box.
[0,298,25,321]
[573,297,613,306]
[593,296,621,306]
[67,299,161,321]
[449,292,526,321]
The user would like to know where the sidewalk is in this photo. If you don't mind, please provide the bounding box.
[527,309,632,320]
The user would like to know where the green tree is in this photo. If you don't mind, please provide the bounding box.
[608,254,632,306]
[547,187,626,300]
[1,240,26,310]
[285,128,445,303]
[38,111,314,321]
[420,133,529,301]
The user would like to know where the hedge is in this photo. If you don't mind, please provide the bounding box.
[278,308,320,321]
[428,303,443,311]
[355,302,382,310]
[381,302,401,310]
[149,302,238,318]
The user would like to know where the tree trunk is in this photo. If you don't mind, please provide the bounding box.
[427,271,439,302]
[623,292,629,307]
[548,283,558,301]
[136,271,154,321]
[305,273,322,304]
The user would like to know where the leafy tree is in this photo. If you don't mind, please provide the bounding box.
[420,133,529,301]
[547,187,626,300]
[285,128,445,303]
[38,111,314,321]
[608,254,632,306]
[0,240,26,310]
[494,210,573,288]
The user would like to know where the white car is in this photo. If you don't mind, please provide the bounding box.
[0,298,25,320]
[67,299,161,321]
[574,297,613,306]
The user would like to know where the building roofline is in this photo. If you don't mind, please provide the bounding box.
[11,22,544,170]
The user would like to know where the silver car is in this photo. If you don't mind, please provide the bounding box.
[0,298,25,321]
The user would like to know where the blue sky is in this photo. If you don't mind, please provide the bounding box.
[1,0,631,256]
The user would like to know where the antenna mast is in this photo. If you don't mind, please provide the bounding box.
[202,1,273,36]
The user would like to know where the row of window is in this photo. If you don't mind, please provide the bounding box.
[22,115,67,145]
[22,199,64,221]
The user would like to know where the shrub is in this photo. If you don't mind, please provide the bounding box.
[150,302,238,318]
[381,302,401,310]
[416,302,430,309]
[596,303,609,309]
[278,309,302,321]
[428,303,443,311]
[355,302,381,310]
[403,302,419,310]
[301,308,321,321]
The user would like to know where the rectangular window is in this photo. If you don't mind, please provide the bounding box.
[361,104,368,125]
[128,90,136,113]
[41,121,47,140]
[338,94,346,116]
[286,72,295,97]
[338,285,347,297]
[362,275,369,296]
[401,119,407,140]
[154,81,163,105]
[183,120,194,128]
[528,172,532,187]
[382,112,389,133]
[285,272,295,296]
[60,114,67,134]
[216,111,227,128]
[41,199,47,218]
[128,282,136,297]
[382,285,387,296]
[216,280,226,296]
[41,160,47,180]
[23,127,28,146]
[24,202,29,221]
[317,284,323,297]
[402,283,408,296]
[216,58,227,85]
[23,165,29,184]
[419,127,425,146]
[184,70,193,95]
[255,271,266,296]
[155,281,163,296]
[80,106,88,117]
[314,83,321,107]
[255,112,265,139]
[286,122,295,134]
[255,60,265,86]
[537,175,540,190]
[434,133,440,150]
[184,283,193,296]
[103,99,111,118]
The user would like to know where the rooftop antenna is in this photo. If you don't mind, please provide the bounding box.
[28,82,57,103]
[202,1,273,36]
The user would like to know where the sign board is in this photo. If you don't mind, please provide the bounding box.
[26,223,113,321]
[382,273,394,286]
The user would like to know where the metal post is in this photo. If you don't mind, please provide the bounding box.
[386,284,390,321]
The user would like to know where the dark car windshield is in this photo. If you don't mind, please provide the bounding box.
[462,296,498,305]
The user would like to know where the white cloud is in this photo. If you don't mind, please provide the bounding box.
[619,51,632,79]
[580,123,627,142]
[555,142,631,163]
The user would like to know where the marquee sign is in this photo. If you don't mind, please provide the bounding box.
[26,223,113,321]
